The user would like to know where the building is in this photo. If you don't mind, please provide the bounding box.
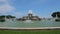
[17,10,41,21]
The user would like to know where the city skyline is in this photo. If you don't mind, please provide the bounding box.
[0,0,60,18]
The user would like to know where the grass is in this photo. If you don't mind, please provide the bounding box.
[0,30,60,34]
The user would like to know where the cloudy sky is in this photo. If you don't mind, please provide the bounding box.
[0,0,60,18]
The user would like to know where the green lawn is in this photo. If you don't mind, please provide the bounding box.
[0,30,60,34]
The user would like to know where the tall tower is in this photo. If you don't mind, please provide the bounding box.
[28,10,33,17]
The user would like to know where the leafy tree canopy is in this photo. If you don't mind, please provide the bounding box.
[0,15,16,19]
[51,11,60,18]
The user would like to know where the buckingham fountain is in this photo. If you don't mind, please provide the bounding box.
[17,10,41,21]
[0,10,60,29]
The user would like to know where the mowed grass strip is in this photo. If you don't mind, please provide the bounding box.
[0,30,60,34]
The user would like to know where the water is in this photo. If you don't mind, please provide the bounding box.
[24,20,33,23]
[0,19,60,27]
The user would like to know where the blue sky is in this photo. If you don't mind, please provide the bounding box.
[0,0,60,18]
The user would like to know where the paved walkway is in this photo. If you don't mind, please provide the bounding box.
[0,27,60,30]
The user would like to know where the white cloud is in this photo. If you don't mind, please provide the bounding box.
[0,0,15,14]
[0,0,23,18]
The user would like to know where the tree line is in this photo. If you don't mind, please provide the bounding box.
[0,15,16,19]
[0,11,60,19]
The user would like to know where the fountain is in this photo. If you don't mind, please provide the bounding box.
[24,20,33,23]
[24,16,33,23]
[24,18,34,23]
[24,10,34,23]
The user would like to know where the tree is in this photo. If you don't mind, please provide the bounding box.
[0,15,16,22]
[0,15,5,19]
[6,15,16,19]
[0,15,16,19]
[51,11,60,18]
